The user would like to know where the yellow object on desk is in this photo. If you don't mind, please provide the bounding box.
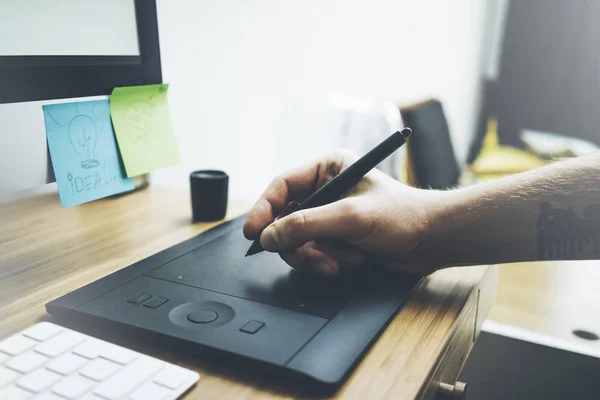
[471,119,546,180]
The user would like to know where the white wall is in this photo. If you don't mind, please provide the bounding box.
[154,0,489,200]
[0,0,489,201]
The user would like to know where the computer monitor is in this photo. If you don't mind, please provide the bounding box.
[0,0,162,198]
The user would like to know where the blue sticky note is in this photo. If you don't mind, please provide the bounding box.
[43,100,135,207]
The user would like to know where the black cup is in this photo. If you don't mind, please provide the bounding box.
[190,170,229,222]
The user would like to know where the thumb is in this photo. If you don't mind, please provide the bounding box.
[260,199,366,251]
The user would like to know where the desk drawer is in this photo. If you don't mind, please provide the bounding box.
[420,289,478,400]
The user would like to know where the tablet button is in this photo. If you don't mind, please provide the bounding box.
[170,301,234,329]
[240,320,265,334]
[143,297,168,309]
[127,293,152,304]
[187,310,218,324]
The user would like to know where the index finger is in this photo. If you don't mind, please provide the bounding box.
[243,152,349,240]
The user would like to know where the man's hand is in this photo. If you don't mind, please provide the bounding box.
[247,150,600,270]
[243,150,442,277]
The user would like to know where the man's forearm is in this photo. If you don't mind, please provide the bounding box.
[423,153,600,267]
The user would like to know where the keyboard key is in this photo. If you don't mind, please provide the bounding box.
[0,365,20,388]
[94,357,164,400]
[72,339,103,359]
[0,384,32,399]
[33,393,67,400]
[0,334,36,356]
[6,351,49,373]
[153,365,195,390]
[51,374,96,399]
[79,358,120,381]
[0,351,8,365]
[35,330,85,358]
[22,322,63,342]
[130,381,173,400]
[46,352,88,375]
[79,394,107,400]
[17,368,61,393]
[73,338,137,364]
[101,344,137,365]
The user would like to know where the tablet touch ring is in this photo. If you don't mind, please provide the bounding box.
[169,301,235,329]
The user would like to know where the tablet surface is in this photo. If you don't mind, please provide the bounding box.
[47,216,421,390]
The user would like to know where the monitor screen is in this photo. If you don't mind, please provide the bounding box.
[0,0,139,56]
[0,0,161,199]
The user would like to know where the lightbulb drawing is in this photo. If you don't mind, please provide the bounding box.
[68,115,100,169]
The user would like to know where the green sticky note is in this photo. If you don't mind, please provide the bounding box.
[109,84,180,177]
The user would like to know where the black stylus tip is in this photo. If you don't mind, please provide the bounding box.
[245,241,264,257]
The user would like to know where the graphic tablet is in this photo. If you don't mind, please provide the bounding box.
[47,216,422,389]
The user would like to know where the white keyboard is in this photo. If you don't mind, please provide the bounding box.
[0,322,199,400]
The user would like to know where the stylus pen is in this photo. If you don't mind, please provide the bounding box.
[245,127,413,257]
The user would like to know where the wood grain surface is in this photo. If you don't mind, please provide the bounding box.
[0,186,497,399]
[489,260,600,349]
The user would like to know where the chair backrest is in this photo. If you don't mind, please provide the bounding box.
[400,99,460,189]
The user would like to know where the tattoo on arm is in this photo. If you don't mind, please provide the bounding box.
[537,202,600,260]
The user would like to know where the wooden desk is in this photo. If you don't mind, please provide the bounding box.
[489,260,600,348]
[0,186,497,399]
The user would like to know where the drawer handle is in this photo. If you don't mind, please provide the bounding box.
[437,381,467,399]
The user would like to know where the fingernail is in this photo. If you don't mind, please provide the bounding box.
[261,225,280,250]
